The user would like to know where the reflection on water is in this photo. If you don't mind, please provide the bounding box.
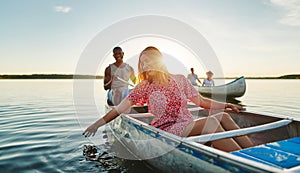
[0,79,299,172]
[227,98,242,105]
[208,96,243,105]
[241,79,300,117]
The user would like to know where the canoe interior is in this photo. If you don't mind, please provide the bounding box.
[128,105,300,148]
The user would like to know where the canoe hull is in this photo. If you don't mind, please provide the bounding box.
[106,109,299,173]
[198,77,246,98]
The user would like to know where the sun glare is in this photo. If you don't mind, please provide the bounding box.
[98,36,207,77]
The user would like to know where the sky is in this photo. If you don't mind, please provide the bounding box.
[1,0,300,77]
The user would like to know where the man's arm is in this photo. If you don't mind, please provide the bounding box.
[195,74,202,85]
[202,80,205,86]
[197,78,202,85]
[104,66,112,90]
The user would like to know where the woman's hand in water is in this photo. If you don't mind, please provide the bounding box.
[226,103,245,113]
[83,123,99,137]
[82,109,126,138]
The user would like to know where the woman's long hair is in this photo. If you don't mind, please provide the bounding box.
[138,46,170,86]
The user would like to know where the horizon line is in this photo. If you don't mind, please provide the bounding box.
[0,73,299,79]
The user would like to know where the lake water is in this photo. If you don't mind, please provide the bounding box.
[0,79,299,172]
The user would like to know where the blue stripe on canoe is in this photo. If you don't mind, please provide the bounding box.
[231,151,281,168]
[288,137,300,144]
[266,140,300,156]
[231,137,300,169]
[240,146,300,168]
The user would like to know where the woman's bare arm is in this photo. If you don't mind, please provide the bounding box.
[83,98,132,137]
[189,94,244,113]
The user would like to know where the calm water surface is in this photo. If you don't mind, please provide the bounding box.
[0,79,299,172]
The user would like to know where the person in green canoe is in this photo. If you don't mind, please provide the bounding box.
[202,71,215,87]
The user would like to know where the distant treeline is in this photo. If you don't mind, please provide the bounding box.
[0,74,299,79]
[0,74,103,79]
[278,75,300,79]
[244,74,300,79]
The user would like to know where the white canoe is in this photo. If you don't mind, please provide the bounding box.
[105,103,300,173]
[198,76,246,98]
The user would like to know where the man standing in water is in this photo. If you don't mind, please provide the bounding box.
[104,47,136,105]
[187,68,202,86]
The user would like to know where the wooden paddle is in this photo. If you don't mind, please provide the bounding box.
[115,76,134,87]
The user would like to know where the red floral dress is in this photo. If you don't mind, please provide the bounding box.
[127,74,199,136]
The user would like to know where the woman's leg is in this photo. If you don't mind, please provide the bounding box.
[212,112,254,148]
[183,117,242,152]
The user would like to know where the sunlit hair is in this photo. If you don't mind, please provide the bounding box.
[138,46,170,86]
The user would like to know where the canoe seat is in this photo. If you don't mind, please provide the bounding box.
[184,119,292,143]
[231,137,300,169]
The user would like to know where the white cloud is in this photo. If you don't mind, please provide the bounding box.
[54,6,72,13]
[270,0,300,26]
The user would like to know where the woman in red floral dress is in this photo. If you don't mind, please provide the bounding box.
[84,46,253,152]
